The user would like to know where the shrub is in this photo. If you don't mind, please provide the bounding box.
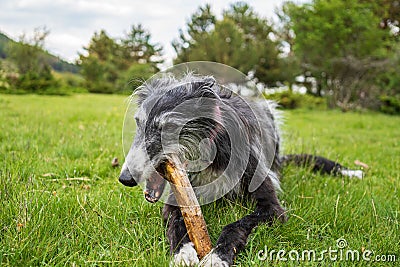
[55,72,88,94]
[264,90,326,110]
[380,95,400,115]
[116,63,156,94]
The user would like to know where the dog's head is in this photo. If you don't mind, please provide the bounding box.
[119,75,228,203]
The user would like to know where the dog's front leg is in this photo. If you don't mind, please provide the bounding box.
[200,179,286,266]
[163,203,199,266]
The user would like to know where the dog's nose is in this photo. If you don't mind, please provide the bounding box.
[119,167,138,187]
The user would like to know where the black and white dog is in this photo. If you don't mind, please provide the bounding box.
[119,74,362,266]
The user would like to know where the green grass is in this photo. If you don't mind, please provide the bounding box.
[0,94,399,266]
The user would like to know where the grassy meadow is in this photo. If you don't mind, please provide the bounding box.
[0,94,399,266]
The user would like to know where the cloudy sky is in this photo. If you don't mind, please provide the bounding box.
[0,0,307,67]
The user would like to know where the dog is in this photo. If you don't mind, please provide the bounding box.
[119,74,363,266]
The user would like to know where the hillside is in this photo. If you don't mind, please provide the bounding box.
[0,31,79,73]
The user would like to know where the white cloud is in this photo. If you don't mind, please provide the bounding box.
[74,0,134,16]
[47,32,86,61]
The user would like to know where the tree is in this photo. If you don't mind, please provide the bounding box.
[175,17,250,71]
[275,2,302,88]
[7,27,58,92]
[172,4,216,63]
[79,26,162,93]
[79,30,119,93]
[283,0,391,109]
[8,27,49,75]
[223,2,283,84]
[173,3,284,86]
[120,24,163,68]
[360,0,400,35]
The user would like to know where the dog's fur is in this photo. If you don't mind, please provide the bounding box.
[119,74,362,266]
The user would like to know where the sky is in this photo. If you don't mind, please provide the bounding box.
[0,0,307,67]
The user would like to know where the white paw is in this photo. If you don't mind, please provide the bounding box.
[341,169,363,179]
[170,242,199,266]
[199,249,229,267]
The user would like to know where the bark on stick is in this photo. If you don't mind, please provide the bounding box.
[162,154,212,259]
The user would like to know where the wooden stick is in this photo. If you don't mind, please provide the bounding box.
[162,154,212,259]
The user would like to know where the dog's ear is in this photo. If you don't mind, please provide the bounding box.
[193,76,216,88]
[187,77,225,136]
[135,87,150,106]
[192,77,224,124]
[190,77,217,99]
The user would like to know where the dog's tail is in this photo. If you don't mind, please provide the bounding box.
[281,154,364,179]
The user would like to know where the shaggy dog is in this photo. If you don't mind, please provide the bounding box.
[119,74,362,266]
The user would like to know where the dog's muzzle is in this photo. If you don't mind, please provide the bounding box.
[144,171,166,203]
[119,164,167,203]
[119,168,138,187]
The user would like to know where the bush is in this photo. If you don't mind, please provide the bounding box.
[301,93,326,109]
[380,95,400,115]
[264,90,326,110]
[0,60,16,91]
[116,63,156,94]
[16,71,58,92]
[0,66,85,95]
[55,72,88,94]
